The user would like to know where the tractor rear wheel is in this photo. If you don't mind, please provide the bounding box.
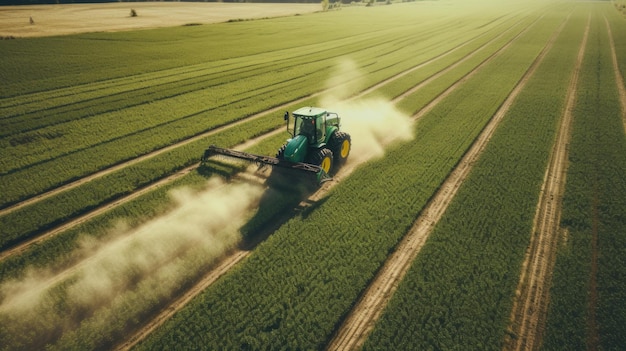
[308,148,334,174]
[329,131,351,165]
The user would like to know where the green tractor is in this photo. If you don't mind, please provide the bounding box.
[278,106,351,173]
[202,106,351,186]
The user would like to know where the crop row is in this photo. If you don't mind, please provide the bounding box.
[362,5,585,349]
[543,4,626,349]
[0,24,414,117]
[372,11,533,102]
[0,101,299,259]
[0,64,323,201]
[0,9,521,256]
[133,5,559,350]
[1,25,411,139]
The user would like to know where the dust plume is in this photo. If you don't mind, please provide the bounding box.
[321,59,414,163]
[0,177,264,349]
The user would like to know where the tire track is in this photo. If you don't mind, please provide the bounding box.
[503,14,589,351]
[116,13,544,351]
[325,12,566,351]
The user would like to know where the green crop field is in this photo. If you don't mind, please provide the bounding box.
[0,1,624,350]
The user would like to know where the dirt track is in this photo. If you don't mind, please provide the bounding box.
[503,15,589,351]
[0,2,319,38]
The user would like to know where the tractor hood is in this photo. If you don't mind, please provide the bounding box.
[283,134,308,163]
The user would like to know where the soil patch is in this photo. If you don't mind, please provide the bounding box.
[0,2,320,38]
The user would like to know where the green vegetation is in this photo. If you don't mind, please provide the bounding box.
[0,1,624,350]
[543,4,626,350]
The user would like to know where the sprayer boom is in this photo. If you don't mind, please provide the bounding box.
[202,145,331,184]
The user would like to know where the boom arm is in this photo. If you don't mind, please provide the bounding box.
[201,145,331,183]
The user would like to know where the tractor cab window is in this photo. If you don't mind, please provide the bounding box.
[315,115,325,144]
[296,117,317,143]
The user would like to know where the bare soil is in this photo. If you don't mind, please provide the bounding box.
[0,2,319,38]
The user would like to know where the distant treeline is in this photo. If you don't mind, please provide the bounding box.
[0,0,328,5]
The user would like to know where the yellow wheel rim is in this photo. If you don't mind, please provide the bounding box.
[321,156,332,173]
[340,139,350,158]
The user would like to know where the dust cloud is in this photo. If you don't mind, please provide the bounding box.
[321,59,414,163]
[0,177,264,348]
[0,58,412,349]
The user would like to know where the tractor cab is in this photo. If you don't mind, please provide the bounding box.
[286,107,330,146]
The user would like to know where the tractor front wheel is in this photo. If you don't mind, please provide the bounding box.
[276,144,286,159]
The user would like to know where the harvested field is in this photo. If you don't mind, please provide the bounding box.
[0,2,319,38]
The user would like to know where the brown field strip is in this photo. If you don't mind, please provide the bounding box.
[0,3,319,38]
